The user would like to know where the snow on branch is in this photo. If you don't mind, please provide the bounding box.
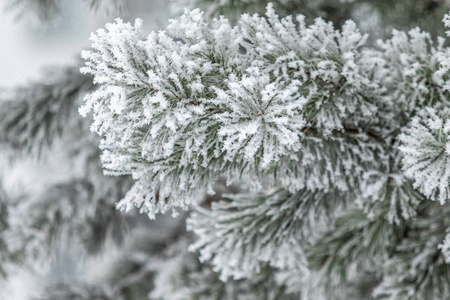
[81,4,384,218]
[374,203,450,299]
[399,107,450,204]
[188,188,349,281]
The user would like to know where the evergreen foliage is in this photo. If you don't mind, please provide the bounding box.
[0,68,94,158]
[4,0,450,299]
[32,282,114,300]
[0,190,10,280]
[77,3,450,298]
[172,0,450,38]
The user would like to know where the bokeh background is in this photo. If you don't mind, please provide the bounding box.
[0,1,169,298]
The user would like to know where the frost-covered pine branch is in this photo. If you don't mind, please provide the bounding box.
[188,188,345,281]
[149,237,298,300]
[3,0,450,298]
[399,107,450,204]
[4,0,449,298]
[81,4,389,218]
[78,2,450,298]
[373,201,450,299]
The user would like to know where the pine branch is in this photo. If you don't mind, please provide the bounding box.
[73,3,450,299]
[0,188,10,279]
[32,282,116,300]
[81,5,391,217]
[149,238,298,300]
[357,170,423,223]
[172,0,450,38]
[6,176,133,266]
[5,0,59,25]
[188,188,350,281]
[399,107,450,204]
[305,210,401,298]
[373,202,450,299]
[0,67,94,159]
